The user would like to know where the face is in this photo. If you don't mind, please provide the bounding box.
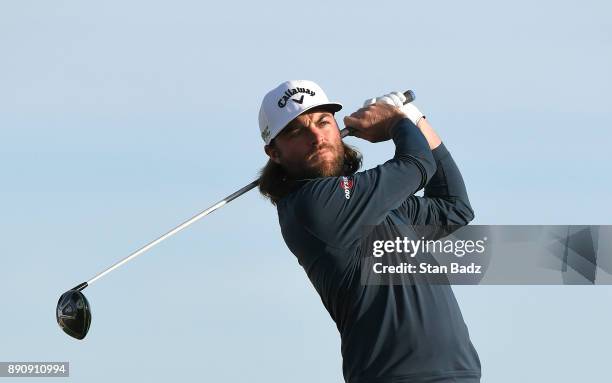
[265,108,345,179]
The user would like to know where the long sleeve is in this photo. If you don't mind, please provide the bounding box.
[283,118,437,248]
[395,142,475,238]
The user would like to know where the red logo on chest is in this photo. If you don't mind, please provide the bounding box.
[339,177,353,199]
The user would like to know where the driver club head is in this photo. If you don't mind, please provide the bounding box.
[56,284,91,340]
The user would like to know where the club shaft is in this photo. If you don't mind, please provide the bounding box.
[84,90,416,287]
[87,180,259,285]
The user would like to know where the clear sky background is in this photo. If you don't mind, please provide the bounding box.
[1,1,611,382]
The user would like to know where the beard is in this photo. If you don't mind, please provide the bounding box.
[258,142,362,205]
[283,142,345,179]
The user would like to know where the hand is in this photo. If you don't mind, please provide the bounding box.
[343,102,406,143]
[364,91,425,126]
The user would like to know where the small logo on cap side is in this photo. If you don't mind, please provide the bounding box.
[261,126,271,142]
[278,87,316,108]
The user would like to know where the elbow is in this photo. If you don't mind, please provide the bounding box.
[423,155,437,185]
[434,199,474,239]
[418,151,438,187]
[452,199,475,225]
[397,152,437,192]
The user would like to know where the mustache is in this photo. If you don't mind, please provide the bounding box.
[307,143,336,159]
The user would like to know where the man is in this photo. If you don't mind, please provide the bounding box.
[258,80,481,383]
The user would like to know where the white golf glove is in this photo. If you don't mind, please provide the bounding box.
[363,91,425,126]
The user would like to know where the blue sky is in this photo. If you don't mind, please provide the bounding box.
[1,1,611,382]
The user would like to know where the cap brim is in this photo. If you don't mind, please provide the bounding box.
[303,102,342,114]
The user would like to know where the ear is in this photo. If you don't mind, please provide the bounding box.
[264,144,282,164]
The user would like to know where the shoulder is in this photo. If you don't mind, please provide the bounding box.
[279,176,352,229]
[283,176,349,210]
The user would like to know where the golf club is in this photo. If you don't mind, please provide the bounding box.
[56,90,416,340]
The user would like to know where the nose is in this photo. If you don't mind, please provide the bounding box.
[304,123,326,146]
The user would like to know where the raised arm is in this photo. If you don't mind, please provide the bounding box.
[365,93,475,234]
[396,117,475,239]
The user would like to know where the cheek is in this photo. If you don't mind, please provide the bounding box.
[277,141,310,163]
[326,131,343,151]
[325,125,342,144]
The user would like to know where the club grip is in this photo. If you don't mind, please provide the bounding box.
[403,90,415,104]
[340,89,415,138]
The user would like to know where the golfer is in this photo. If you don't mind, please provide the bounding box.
[258,80,481,383]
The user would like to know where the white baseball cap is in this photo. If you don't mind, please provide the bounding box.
[258,80,342,145]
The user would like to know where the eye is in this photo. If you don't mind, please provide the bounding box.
[283,126,301,137]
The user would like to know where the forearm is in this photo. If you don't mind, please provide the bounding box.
[397,143,474,232]
[388,99,474,229]
[391,118,437,188]
[425,143,472,207]
[416,117,442,150]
